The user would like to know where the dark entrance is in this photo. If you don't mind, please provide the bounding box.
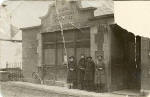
[110,24,141,92]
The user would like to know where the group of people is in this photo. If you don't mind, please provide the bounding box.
[67,55,106,93]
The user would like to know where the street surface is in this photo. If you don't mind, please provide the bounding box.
[0,82,145,97]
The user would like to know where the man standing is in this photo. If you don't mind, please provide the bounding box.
[84,56,95,91]
[67,56,77,89]
[95,55,106,92]
[77,55,86,90]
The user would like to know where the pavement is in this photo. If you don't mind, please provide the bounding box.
[0,81,145,97]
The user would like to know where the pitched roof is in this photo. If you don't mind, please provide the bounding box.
[81,0,114,16]
[1,0,113,30]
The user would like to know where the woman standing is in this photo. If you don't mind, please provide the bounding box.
[67,56,77,89]
[95,55,106,92]
[77,55,86,90]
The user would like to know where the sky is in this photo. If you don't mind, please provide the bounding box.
[0,0,3,4]
[114,1,150,38]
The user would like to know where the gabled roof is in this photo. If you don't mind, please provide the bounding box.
[1,0,113,30]
[81,0,114,16]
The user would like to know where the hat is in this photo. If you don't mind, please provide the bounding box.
[69,56,74,59]
[87,56,92,59]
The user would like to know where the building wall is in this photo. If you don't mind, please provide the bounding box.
[110,25,141,91]
[91,18,114,25]
[90,24,112,92]
[22,28,40,82]
[110,27,127,91]
[141,37,150,91]
[90,25,98,60]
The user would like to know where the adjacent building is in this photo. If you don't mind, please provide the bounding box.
[0,0,52,68]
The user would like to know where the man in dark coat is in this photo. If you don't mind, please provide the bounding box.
[84,56,95,91]
[95,55,106,92]
[77,55,86,90]
[67,56,77,89]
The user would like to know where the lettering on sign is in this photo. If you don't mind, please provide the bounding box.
[53,6,76,25]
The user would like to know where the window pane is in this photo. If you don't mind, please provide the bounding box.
[44,49,56,65]
[76,28,90,40]
[57,48,63,65]
[64,31,75,41]
[76,40,90,48]
[43,33,56,42]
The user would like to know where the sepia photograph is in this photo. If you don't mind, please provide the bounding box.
[0,0,150,97]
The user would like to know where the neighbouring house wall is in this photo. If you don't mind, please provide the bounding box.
[22,28,40,82]
[141,37,150,91]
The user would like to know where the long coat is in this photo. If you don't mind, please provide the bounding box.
[94,60,105,84]
[84,60,95,81]
[77,58,86,83]
[67,60,77,83]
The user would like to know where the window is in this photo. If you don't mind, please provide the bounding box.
[44,49,56,65]
[42,28,90,65]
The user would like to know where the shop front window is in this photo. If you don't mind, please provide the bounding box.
[42,28,90,66]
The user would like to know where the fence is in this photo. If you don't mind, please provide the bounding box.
[6,62,22,69]
[0,62,23,81]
